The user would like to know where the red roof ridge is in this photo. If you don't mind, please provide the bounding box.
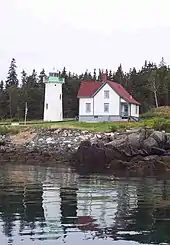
[77,79,140,105]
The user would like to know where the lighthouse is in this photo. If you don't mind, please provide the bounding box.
[43,71,65,121]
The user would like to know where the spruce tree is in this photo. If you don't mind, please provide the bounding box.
[0,80,4,91]
[21,70,27,87]
[61,67,67,78]
[114,64,125,85]
[93,69,97,81]
[6,58,18,87]
[108,70,112,80]
[38,69,47,85]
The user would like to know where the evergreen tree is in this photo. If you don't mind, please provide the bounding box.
[6,58,18,87]
[93,69,97,81]
[38,69,46,85]
[61,67,67,78]
[113,64,125,85]
[83,70,88,80]
[108,70,113,80]
[0,80,4,91]
[31,69,37,85]
[21,70,27,87]
[98,69,102,80]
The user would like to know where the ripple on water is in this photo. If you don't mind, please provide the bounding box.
[0,164,169,244]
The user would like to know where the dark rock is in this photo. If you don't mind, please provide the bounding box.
[143,136,158,149]
[92,141,105,148]
[165,133,170,149]
[150,131,166,146]
[150,147,166,156]
[127,132,141,148]
[76,145,106,173]
[108,159,128,170]
[105,145,127,161]
[77,140,91,149]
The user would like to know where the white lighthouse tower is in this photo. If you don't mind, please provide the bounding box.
[43,71,65,121]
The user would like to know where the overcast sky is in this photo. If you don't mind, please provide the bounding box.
[0,0,170,80]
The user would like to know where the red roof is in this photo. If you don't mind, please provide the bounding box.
[77,81,101,97]
[77,80,140,105]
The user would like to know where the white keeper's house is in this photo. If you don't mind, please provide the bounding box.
[77,73,140,122]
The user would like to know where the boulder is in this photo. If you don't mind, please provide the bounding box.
[165,133,170,149]
[150,147,166,156]
[76,141,107,173]
[127,132,141,148]
[108,159,128,170]
[150,131,166,146]
[143,136,158,149]
[105,146,126,161]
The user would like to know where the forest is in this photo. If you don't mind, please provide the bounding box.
[0,57,170,120]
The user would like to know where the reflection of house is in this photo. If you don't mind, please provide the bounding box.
[77,187,118,229]
[77,73,140,122]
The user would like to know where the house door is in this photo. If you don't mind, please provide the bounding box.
[121,103,129,117]
[124,104,128,117]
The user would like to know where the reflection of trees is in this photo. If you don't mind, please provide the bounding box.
[0,182,45,240]
[1,165,170,244]
[113,181,155,243]
[107,180,170,244]
[114,183,130,230]
[23,184,45,230]
[0,184,24,238]
[60,186,78,233]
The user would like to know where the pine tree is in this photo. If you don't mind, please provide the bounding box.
[21,70,27,87]
[61,67,67,78]
[93,69,97,80]
[98,69,102,81]
[6,58,18,87]
[83,70,88,80]
[108,70,112,80]
[0,81,4,91]
[114,64,125,85]
[38,69,46,85]
[31,69,37,85]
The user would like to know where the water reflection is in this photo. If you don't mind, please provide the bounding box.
[0,164,170,244]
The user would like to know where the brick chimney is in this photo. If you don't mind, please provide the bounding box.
[102,73,107,82]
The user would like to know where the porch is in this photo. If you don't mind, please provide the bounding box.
[120,102,130,118]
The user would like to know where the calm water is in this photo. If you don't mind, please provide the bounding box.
[0,164,170,245]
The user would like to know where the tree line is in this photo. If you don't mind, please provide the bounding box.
[0,57,170,120]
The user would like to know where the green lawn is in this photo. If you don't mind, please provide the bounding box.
[13,119,154,132]
[0,117,169,134]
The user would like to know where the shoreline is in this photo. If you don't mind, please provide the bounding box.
[1,127,170,177]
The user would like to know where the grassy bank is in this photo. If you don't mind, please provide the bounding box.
[0,117,170,135]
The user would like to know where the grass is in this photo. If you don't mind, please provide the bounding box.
[22,118,170,133]
[0,110,170,134]
[0,119,155,134]
[0,121,141,134]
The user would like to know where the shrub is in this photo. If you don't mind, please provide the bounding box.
[141,111,156,119]
[152,118,170,132]
[110,124,118,132]
[0,126,20,135]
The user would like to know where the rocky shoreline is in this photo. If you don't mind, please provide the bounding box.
[0,128,108,165]
[1,127,170,177]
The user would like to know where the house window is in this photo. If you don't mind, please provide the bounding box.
[104,90,109,99]
[86,103,91,113]
[46,103,48,110]
[104,103,109,112]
